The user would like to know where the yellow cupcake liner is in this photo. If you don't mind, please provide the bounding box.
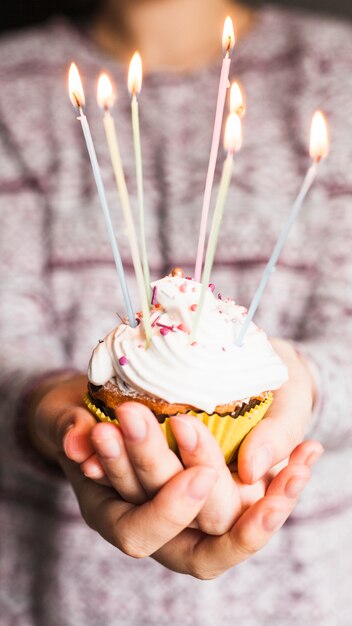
[83,392,273,464]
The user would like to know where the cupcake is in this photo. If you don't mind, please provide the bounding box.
[85,272,288,463]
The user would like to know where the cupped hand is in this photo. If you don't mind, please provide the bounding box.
[74,401,322,536]
[237,338,319,484]
[59,438,317,579]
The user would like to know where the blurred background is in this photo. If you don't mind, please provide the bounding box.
[0,0,351,34]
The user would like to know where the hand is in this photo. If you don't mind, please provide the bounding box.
[29,373,322,579]
[238,338,318,484]
[76,401,322,536]
[59,424,319,579]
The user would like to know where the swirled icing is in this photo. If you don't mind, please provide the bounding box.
[88,275,288,414]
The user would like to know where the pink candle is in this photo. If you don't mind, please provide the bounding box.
[194,16,235,282]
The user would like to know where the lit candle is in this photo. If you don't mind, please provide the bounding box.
[191,113,242,341]
[68,63,136,327]
[229,81,245,116]
[194,16,235,282]
[97,73,152,344]
[128,52,151,304]
[236,111,329,346]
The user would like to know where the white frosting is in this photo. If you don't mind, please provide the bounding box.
[88,275,288,414]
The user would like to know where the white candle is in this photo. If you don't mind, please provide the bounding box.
[194,16,235,282]
[97,73,152,344]
[68,63,136,328]
[236,111,329,346]
[128,52,151,304]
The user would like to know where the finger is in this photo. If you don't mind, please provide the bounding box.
[265,462,310,499]
[237,393,309,484]
[80,453,111,486]
[115,402,183,497]
[289,440,324,467]
[60,453,218,558]
[51,407,97,463]
[91,422,147,505]
[188,475,310,581]
[171,415,242,535]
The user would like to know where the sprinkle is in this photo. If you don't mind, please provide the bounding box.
[98,339,104,344]
[218,293,222,300]
[222,347,226,352]
[177,323,190,333]
[171,267,184,277]
[156,322,174,331]
[191,341,198,347]
[152,314,161,327]
[179,283,187,293]
[151,286,158,305]
[208,283,215,292]
[119,356,129,366]
[154,303,161,309]
[160,327,170,336]
[190,304,198,312]
[185,276,192,280]
[138,344,144,349]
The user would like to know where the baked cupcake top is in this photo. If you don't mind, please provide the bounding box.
[88,275,288,414]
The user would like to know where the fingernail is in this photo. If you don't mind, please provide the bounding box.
[285,475,310,498]
[63,425,75,456]
[263,509,287,532]
[306,448,324,468]
[83,466,105,480]
[187,468,217,500]
[172,416,198,451]
[94,436,121,459]
[119,413,147,443]
[251,445,273,482]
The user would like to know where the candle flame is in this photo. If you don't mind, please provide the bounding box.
[224,113,242,153]
[310,111,329,161]
[128,52,143,97]
[229,81,245,116]
[97,73,116,110]
[222,16,235,56]
[68,62,85,110]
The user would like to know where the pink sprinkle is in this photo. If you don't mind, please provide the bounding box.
[190,304,198,312]
[177,323,190,333]
[208,283,215,292]
[222,347,226,352]
[152,314,161,327]
[119,356,128,366]
[138,344,144,349]
[151,286,158,305]
[156,322,174,331]
[185,276,192,280]
[191,341,198,347]
[218,293,222,300]
[160,327,170,336]
[179,283,187,293]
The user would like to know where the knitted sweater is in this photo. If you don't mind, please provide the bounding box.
[0,6,352,625]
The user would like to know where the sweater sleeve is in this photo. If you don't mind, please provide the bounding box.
[0,127,71,480]
[296,188,352,448]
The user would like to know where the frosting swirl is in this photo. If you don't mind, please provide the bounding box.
[88,275,288,414]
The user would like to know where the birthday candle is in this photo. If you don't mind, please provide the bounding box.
[236,111,329,346]
[97,72,151,344]
[128,52,151,304]
[191,113,242,341]
[68,63,136,328]
[194,16,235,282]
